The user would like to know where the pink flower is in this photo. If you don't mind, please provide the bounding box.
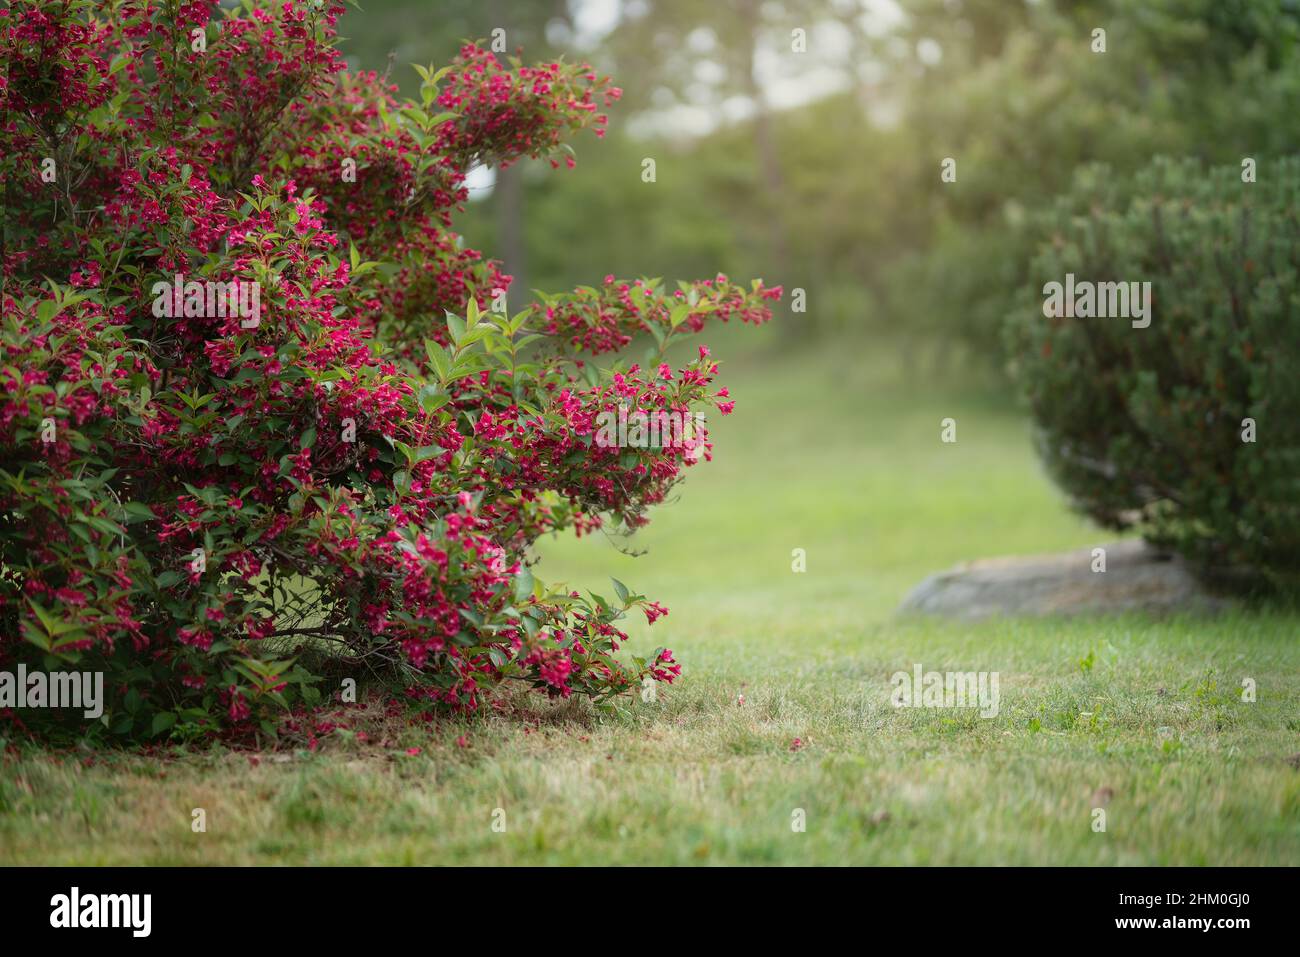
[643,601,669,625]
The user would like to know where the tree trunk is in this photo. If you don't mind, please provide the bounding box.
[496,162,526,304]
[738,4,791,334]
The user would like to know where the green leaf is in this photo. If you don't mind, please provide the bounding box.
[425,340,451,380]
[419,386,450,414]
[458,324,493,348]
[151,712,177,736]
[446,313,466,346]
[513,567,534,604]
[122,502,156,523]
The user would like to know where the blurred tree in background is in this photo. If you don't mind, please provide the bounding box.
[338,0,574,298]
[337,0,1300,365]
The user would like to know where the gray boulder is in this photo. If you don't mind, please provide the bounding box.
[898,539,1231,620]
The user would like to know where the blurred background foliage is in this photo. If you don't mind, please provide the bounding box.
[336,0,1300,371]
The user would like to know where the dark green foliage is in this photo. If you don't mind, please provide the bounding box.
[1008,156,1300,589]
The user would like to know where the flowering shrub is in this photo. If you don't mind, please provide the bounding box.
[1007,156,1300,591]
[0,0,779,741]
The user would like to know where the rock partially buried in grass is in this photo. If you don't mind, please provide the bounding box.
[897,540,1232,620]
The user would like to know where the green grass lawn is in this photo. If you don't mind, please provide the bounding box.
[3,331,1298,865]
